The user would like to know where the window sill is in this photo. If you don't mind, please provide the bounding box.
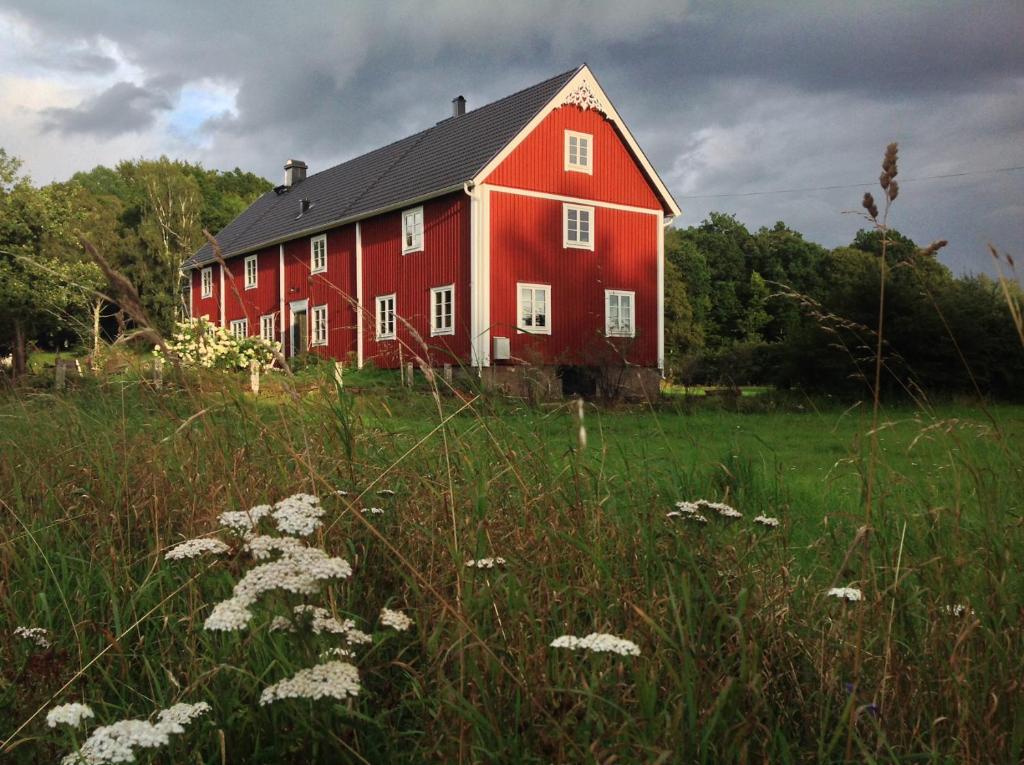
[376,335,396,342]
[563,242,594,251]
[565,165,593,175]
[402,247,424,256]
[245,285,257,291]
[310,267,327,275]
[516,326,551,336]
[430,328,455,337]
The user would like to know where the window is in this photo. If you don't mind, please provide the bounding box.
[402,207,423,254]
[244,255,258,289]
[517,283,550,334]
[201,267,213,298]
[260,313,276,343]
[311,305,328,346]
[563,203,594,250]
[430,285,454,336]
[375,294,396,340]
[565,130,592,174]
[605,290,635,338]
[311,234,327,273]
[230,318,248,339]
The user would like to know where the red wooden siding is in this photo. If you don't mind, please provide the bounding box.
[361,192,471,368]
[485,106,662,211]
[191,264,221,322]
[222,245,280,333]
[488,190,658,366]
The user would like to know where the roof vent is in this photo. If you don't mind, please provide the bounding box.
[452,95,466,117]
[299,198,311,216]
[284,159,307,187]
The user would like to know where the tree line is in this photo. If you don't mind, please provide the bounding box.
[1,146,1021,398]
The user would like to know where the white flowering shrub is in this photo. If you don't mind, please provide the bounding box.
[154,318,279,372]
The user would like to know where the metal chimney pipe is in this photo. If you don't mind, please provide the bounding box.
[452,95,466,117]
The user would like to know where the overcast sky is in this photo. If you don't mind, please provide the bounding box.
[0,0,1020,274]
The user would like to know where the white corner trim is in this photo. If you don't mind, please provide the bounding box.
[278,245,286,350]
[657,217,666,373]
[355,221,364,368]
[218,264,225,327]
[472,65,681,218]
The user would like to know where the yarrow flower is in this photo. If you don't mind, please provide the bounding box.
[204,598,254,631]
[259,661,361,705]
[155,702,211,727]
[376,489,396,496]
[361,507,385,515]
[165,538,230,560]
[465,557,506,569]
[320,646,355,660]
[942,604,974,617]
[753,515,780,527]
[61,702,208,765]
[47,703,95,728]
[14,626,51,649]
[245,535,307,560]
[379,607,413,632]
[666,510,708,523]
[551,632,641,657]
[271,494,324,536]
[827,587,863,602]
[699,500,742,519]
[218,504,272,535]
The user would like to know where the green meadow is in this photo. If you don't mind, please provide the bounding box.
[1,367,1022,763]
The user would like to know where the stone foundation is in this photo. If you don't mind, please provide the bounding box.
[477,364,661,402]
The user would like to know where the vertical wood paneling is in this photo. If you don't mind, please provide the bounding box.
[489,191,658,366]
[361,192,471,368]
[485,107,663,211]
[223,246,280,335]
[191,265,222,323]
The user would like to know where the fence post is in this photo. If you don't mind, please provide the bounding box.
[54,360,66,391]
[404,361,414,388]
[249,360,260,395]
[153,357,163,389]
[334,361,344,388]
[443,363,453,385]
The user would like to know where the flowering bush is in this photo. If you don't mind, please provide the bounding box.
[154,318,278,372]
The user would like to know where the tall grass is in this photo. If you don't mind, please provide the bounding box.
[1,363,1022,763]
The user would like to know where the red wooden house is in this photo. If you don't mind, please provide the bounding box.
[185,64,680,391]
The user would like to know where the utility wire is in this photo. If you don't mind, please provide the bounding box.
[676,165,1024,200]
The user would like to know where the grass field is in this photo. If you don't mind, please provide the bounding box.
[1,364,1022,763]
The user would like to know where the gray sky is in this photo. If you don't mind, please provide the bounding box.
[1,0,1021,274]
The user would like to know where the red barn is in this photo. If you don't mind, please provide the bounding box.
[185,64,680,393]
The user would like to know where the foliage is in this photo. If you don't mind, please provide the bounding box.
[156,318,279,371]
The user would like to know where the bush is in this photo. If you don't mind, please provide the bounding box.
[156,318,278,372]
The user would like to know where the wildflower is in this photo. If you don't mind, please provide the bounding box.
[155,702,211,726]
[245,534,307,560]
[334,490,349,497]
[271,493,324,536]
[942,604,973,617]
[204,598,254,631]
[379,607,413,632]
[14,626,51,649]
[361,507,385,515]
[674,500,700,514]
[320,646,355,660]
[218,504,272,535]
[550,632,641,657]
[343,627,373,645]
[165,538,230,560]
[753,515,780,527]
[576,396,587,450]
[268,616,295,633]
[259,661,361,705]
[827,587,863,602]
[698,500,742,519]
[667,511,708,523]
[64,720,175,765]
[293,605,349,635]
[47,703,95,728]
[376,488,396,496]
[465,557,506,569]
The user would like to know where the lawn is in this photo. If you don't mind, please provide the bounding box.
[1,366,1022,763]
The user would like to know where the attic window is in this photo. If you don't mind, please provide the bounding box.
[565,131,592,174]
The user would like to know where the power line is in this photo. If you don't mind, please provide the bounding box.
[676,165,1024,200]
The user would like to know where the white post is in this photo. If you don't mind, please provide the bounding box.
[334,361,344,388]
[249,360,260,395]
[404,361,414,388]
[54,360,66,391]
[153,357,163,389]
[443,363,453,384]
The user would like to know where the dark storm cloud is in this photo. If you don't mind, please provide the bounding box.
[41,80,175,137]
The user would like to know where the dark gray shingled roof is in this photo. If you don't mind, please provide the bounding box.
[186,66,582,267]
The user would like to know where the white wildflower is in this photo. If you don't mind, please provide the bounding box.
[245,534,307,560]
[360,507,385,515]
[269,616,295,633]
[827,587,863,602]
[204,598,254,631]
[14,626,51,649]
[293,605,349,635]
[379,607,413,632]
[343,627,373,645]
[258,661,361,705]
[550,632,641,657]
[320,646,355,660]
[666,511,708,523]
[334,490,349,497]
[47,703,94,728]
[64,719,177,765]
[942,604,973,617]
[674,501,701,514]
[155,701,211,726]
[376,489,395,496]
[699,500,742,518]
[271,493,324,536]
[165,538,230,560]
[464,557,506,569]
[753,515,780,527]
[218,504,272,535]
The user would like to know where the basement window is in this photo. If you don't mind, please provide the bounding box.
[402,207,424,253]
[565,130,592,174]
[244,255,258,289]
[201,267,213,298]
[563,203,594,250]
[605,290,635,337]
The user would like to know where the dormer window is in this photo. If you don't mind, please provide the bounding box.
[310,234,327,273]
[402,207,423,254]
[565,130,592,174]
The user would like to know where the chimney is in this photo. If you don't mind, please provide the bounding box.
[452,95,466,118]
[283,159,307,187]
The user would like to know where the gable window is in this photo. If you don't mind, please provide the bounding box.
[260,313,276,343]
[311,234,327,274]
[201,267,213,298]
[565,130,592,174]
[311,305,328,346]
[517,283,551,334]
[605,290,635,338]
[230,318,248,339]
[402,207,423,254]
[563,203,594,250]
[430,285,454,336]
[375,294,396,340]
[244,255,258,289]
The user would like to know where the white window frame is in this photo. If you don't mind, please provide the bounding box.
[311,304,328,347]
[563,203,594,250]
[200,267,213,298]
[260,313,276,343]
[244,254,258,290]
[564,130,592,174]
[402,206,424,254]
[375,294,396,340]
[310,234,327,274]
[430,284,455,337]
[516,282,551,335]
[230,318,248,339]
[605,289,636,338]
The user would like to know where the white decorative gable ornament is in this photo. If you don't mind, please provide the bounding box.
[561,81,606,115]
